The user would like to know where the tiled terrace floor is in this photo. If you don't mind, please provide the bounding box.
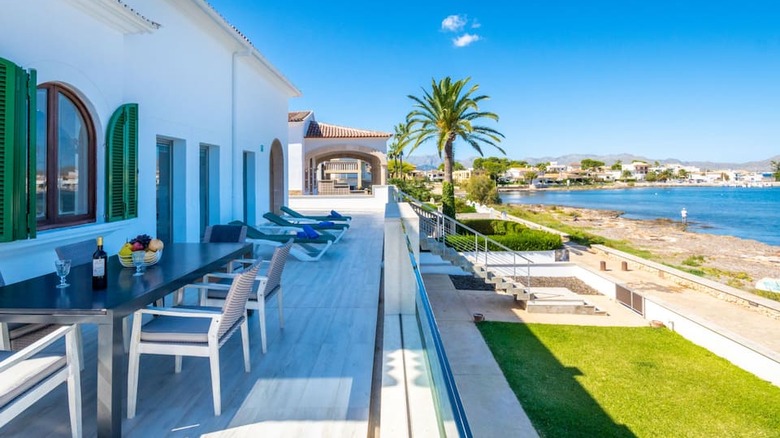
[3,212,383,437]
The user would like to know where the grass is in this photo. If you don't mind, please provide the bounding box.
[754,289,780,302]
[478,322,780,438]
[682,254,706,266]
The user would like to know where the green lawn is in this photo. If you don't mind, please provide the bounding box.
[478,322,780,437]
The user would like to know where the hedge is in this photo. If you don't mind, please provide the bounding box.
[444,219,563,251]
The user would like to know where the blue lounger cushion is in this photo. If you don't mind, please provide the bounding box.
[300,225,320,239]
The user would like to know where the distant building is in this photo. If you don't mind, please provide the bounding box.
[546,161,568,173]
[452,169,473,183]
[622,162,649,180]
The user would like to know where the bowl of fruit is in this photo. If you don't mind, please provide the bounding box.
[118,234,164,268]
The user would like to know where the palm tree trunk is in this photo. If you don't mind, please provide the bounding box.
[443,140,454,184]
[441,139,456,217]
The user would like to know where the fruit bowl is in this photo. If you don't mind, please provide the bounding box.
[119,250,163,268]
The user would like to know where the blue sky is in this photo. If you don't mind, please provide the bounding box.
[209,1,780,163]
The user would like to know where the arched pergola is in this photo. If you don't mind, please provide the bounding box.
[288,114,391,195]
[304,143,387,195]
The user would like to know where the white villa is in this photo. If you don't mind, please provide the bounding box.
[0,0,300,282]
[620,161,649,180]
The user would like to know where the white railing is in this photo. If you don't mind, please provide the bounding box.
[323,161,360,172]
[395,191,533,290]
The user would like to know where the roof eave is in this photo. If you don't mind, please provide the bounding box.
[192,0,301,98]
[65,0,160,34]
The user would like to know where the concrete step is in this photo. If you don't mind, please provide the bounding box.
[441,254,462,263]
[514,290,531,303]
[457,263,476,273]
[485,275,505,285]
[525,298,603,315]
[472,264,487,274]
[495,278,521,291]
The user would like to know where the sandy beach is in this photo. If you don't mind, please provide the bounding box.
[512,204,780,291]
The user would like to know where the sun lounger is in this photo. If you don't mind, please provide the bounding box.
[280,206,352,222]
[228,221,335,262]
[261,212,348,243]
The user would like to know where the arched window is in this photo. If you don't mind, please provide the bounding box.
[36,83,96,228]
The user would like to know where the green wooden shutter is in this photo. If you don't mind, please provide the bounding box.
[0,57,36,243]
[105,103,138,222]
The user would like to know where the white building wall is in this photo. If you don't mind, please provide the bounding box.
[0,0,295,283]
[288,143,304,193]
[286,119,307,193]
[233,58,290,220]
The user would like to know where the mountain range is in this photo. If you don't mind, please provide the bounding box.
[405,153,779,172]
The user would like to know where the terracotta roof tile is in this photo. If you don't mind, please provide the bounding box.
[305,121,391,139]
[288,111,312,122]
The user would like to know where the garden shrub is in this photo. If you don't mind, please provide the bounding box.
[391,177,433,202]
[455,198,476,213]
[464,174,501,204]
[447,219,563,251]
[460,219,527,235]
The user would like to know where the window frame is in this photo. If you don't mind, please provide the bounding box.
[37,83,96,229]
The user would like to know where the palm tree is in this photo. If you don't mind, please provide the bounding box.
[406,77,504,217]
[387,123,411,178]
[772,160,780,181]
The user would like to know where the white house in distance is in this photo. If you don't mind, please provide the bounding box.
[621,161,650,180]
[288,111,390,195]
[0,0,299,282]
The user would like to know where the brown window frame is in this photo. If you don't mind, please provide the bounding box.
[37,83,96,230]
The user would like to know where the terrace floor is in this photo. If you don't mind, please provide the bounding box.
[2,212,383,437]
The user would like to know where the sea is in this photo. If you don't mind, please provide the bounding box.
[500,186,780,247]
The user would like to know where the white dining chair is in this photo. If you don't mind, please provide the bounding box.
[0,324,82,438]
[0,270,59,352]
[127,261,260,418]
[193,239,292,353]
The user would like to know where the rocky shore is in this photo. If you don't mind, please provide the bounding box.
[514,204,780,291]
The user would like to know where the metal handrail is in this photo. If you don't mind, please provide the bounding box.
[395,191,533,288]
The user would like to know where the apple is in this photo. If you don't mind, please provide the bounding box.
[131,242,145,251]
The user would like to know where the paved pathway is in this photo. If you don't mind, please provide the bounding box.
[567,243,780,358]
[422,272,539,438]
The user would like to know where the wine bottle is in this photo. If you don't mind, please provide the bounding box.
[92,236,108,290]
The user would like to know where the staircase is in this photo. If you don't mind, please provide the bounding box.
[404,196,533,303]
[400,191,605,315]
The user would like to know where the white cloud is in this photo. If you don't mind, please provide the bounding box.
[453,33,481,48]
[471,19,482,29]
[441,14,467,32]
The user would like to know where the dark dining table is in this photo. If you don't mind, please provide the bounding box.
[0,242,252,437]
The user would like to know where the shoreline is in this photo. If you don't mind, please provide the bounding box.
[505,203,780,292]
[497,181,780,192]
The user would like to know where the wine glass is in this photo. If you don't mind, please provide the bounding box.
[131,251,146,276]
[55,259,71,288]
